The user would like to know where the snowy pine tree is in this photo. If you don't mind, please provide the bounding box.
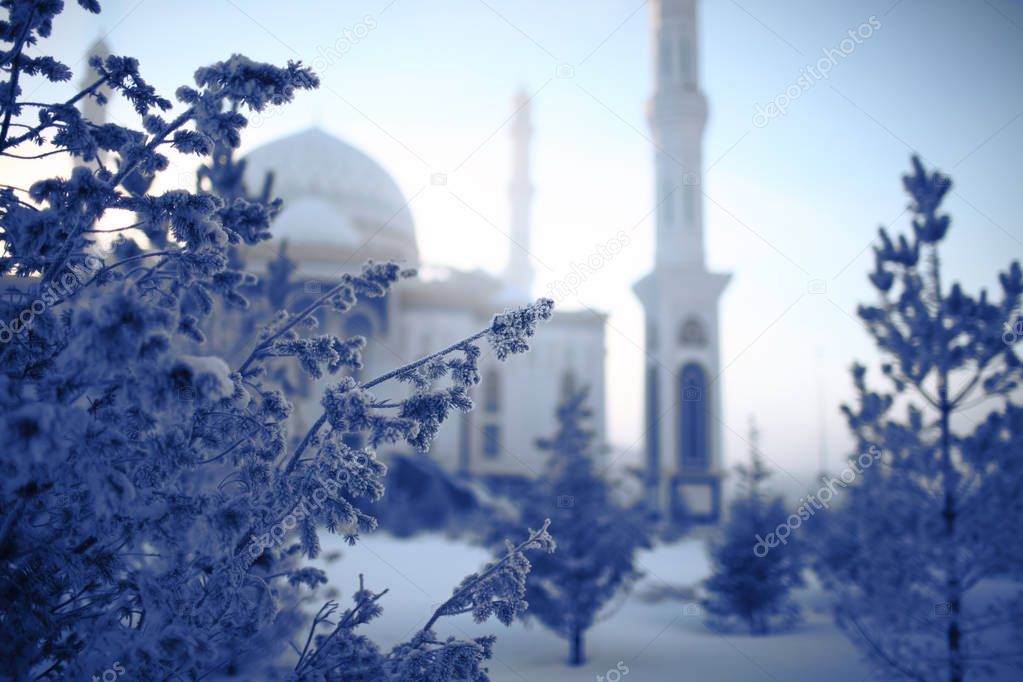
[0,2,557,679]
[701,419,803,634]
[511,387,650,666]
[813,156,1023,682]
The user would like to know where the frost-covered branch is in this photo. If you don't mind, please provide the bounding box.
[421,519,555,633]
[0,2,561,679]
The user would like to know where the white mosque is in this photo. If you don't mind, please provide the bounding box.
[81,0,725,523]
[238,107,608,484]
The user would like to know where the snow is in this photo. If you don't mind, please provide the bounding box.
[179,354,235,400]
[315,533,882,681]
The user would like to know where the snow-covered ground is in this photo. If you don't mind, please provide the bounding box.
[314,533,886,681]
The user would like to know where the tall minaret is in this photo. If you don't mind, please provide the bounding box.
[650,0,705,267]
[79,37,113,175]
[503,88,535,297]
[79,37,111,126]
[634,0,730,526]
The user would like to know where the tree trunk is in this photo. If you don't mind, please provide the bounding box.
[939,379,963,682]
[933,253,963,682]
[569,625,585,666]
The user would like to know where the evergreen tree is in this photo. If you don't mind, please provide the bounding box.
[814,156,1023,682]
[701,419,803,634]
[0,2,557,679]
[515,387,650,666]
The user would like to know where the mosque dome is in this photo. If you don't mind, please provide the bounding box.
[271,196,362,248]
[242,127,418,264]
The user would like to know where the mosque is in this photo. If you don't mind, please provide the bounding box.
[84,0,726,524]
[238,115,608,483]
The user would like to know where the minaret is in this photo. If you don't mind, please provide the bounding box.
[650,0,705,266]
[634,0,730,525]
[503,88,535,297]
[79,37,111,127]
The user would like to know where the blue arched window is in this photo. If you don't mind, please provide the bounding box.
[678,363,708,471]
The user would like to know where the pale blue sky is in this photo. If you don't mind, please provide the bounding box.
[23,0,1023,486]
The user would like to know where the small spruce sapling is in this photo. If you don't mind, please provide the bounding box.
[701,419,803,634]
[513,387,650,666]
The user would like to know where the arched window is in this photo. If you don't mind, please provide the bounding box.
[678,316,707,347]
[483,369,500,412]
[678,363,708,471]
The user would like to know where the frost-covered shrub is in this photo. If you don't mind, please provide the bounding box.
[495,387,649,666]
[0,2,555,679]
[701,420,803,635]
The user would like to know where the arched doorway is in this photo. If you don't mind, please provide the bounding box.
[678,363,708,471]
